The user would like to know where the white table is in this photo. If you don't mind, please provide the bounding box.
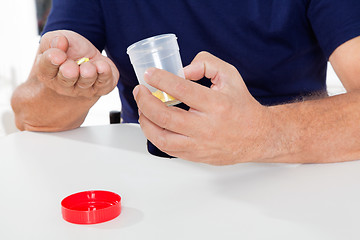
[1,124,360,239]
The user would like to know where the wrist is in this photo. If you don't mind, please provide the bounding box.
[255,104,299,163]
[12,79,98,132]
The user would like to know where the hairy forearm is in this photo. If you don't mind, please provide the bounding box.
[265,91,360,163]
[11,76,98,132]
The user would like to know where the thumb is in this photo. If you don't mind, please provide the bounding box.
[39,32,69,54]
[184,51,243,92]
[36,33,69,81]
[50,35,69,52]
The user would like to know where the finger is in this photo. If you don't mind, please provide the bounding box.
[40,33,69,54]
[184,51,231,80]
[133,85,202,136]
[92,60,118,96]
[144,67,216,112]
[76,61,97,89]
[37,48,67,81]
[57,59,80,88]
[184,51,244,93]
[138,111,195,153]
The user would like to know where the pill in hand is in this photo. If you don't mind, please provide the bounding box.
[76,57,90,65]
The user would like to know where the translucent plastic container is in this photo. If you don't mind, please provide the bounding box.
[127,34,184,106]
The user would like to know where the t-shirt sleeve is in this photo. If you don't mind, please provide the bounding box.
[42,0,106,52]
[308,0,360,59]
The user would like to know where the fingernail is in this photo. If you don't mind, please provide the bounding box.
[51,59,60,66]
[133,85,140,99]
[51,37,59,48]
[144,67,155,81]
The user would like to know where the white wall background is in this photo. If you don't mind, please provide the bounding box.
[0,0,345,137]
[0,0,38,137]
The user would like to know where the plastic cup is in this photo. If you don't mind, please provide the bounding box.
[127,34,184,106]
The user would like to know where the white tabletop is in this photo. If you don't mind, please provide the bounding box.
[1,124,360,239]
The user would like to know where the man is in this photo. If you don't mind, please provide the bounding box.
[11,0,360,164]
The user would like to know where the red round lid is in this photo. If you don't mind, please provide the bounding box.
[61,190,121,224]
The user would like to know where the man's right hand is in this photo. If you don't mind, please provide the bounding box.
[37,30,119,98]
[11,30,119,132]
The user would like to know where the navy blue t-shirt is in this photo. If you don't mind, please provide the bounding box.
[44,0,360,123]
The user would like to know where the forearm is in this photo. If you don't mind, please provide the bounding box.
[266,92,360,163]
[11,76,98,132]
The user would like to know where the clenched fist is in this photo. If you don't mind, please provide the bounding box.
[37,30,119,98]
[11,30,119,131]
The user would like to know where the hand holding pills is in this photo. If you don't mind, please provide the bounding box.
[36,30,119,99]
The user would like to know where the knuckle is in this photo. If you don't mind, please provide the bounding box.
[192,51,216,67]
[94,82,113,96]
[78,77,95,87]
[183,136,194,150]
[94,79,107,88]
[197,51,211,58]
[158,110,171,128]
[193,51,213,63]
[54,85,72,96]
[154,131,168,150]
[75,89,93,98]
[36,71,48,83]
[214,97,232,115]
[58,76,75,87]
[97,71,111,83]
[174,81,188,96]
[204,126,217,141]
[77,83,92,89]
[227,64,239,74]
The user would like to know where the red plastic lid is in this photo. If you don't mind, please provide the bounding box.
[61,190,121,224]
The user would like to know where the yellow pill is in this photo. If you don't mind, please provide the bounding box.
[152,90,175,102]
[76,57,90,65]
